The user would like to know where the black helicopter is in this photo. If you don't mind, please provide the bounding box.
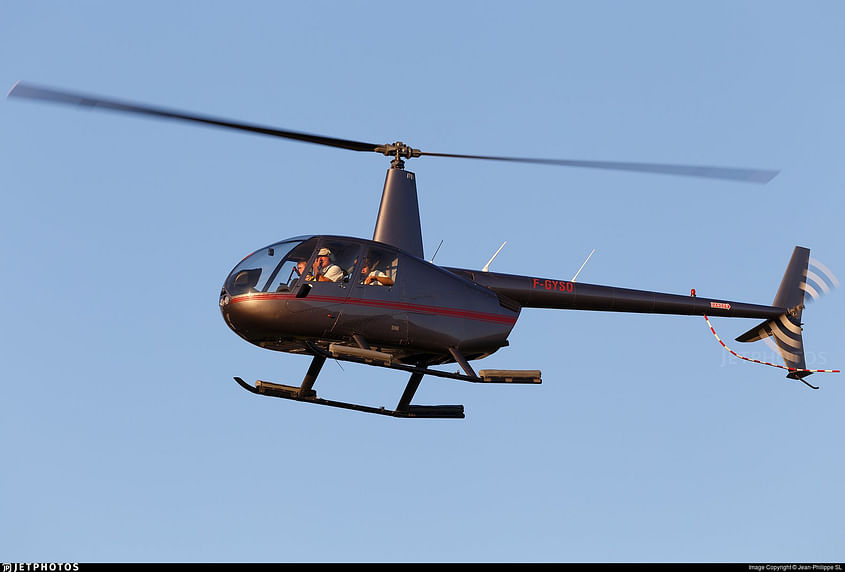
[8,82,831,418]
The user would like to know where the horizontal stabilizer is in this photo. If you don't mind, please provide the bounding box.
[736,319,770,343]
[735,314,809,378]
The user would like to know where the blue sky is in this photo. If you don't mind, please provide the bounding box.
[2,1,844,563]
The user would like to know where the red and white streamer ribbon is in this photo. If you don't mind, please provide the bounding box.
[704,314,840,376]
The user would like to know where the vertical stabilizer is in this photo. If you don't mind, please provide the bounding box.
[773,246,811,311]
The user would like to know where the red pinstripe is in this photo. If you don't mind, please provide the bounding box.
[230,292,518,325]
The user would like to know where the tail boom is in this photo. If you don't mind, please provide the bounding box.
[447,267,785,320]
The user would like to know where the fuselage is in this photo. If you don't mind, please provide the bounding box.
[220,234,787,366]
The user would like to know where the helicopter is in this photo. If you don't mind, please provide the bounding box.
[8,81,838,418]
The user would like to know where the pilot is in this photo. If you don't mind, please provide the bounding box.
[361,259,394,286]
[311,248,344,282]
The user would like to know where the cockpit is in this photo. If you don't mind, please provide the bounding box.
[222,236,401,297]
[224,237,317,296]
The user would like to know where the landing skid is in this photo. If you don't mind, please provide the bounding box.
[233,376,464,418]
[234,342,541,419]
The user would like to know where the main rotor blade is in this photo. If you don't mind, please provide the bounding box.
[7,81,381,153]
[9,82,779,183]
[419,152,779,183]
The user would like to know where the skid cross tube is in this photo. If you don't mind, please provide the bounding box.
[300,354,326,396]
[396,372,425,412]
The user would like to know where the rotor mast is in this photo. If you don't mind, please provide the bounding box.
[372,142,425,259]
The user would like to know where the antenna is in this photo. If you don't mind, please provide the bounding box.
[482,241,507,272]
[571,249,596,282]
[429,240,444,263]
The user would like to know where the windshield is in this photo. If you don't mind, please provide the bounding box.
[224,237,318,295]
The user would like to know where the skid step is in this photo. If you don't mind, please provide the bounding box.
[478,369,542,383]
[256,379,316,399]
[233,377,464,418]
[328,343,392,365]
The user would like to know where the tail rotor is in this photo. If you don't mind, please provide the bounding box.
[715,247,840,386]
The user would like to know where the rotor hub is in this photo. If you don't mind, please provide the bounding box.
[375,141,422,168]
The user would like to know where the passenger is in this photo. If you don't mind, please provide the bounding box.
[361,259,394,286]
[295,260,307,276]
[311,248,344,282]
